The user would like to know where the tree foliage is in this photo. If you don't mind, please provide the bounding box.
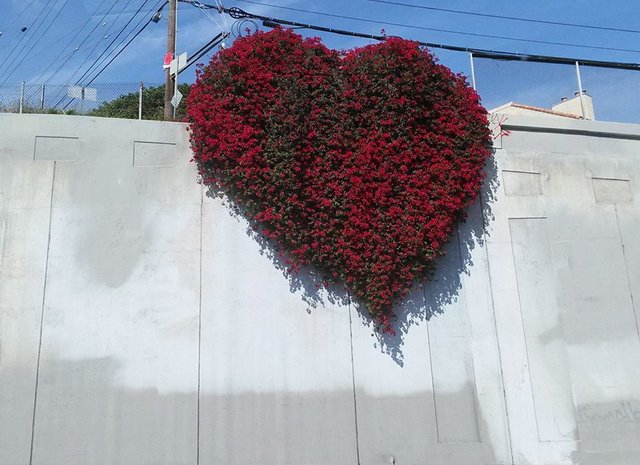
[89,84,191,120]
[187,29,491,332]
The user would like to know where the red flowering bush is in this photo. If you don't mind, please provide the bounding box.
[186,28,491,331]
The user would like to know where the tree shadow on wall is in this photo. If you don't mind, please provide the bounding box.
[202,154,499,367]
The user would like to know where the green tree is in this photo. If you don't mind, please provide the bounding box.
[88,84,191,120]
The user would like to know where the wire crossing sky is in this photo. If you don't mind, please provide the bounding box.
[0,0,638,122]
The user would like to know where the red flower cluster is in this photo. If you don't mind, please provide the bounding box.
[186,29,491,332]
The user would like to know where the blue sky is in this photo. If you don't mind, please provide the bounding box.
[1,0,639,122]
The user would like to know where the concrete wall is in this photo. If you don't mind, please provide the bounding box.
[1,113,639,465]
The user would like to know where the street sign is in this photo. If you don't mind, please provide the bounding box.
[67,86,97,101]
[68,86,83,99]
[171,88,183,109]
[83,87,97,101]
[163,52,174,69]
[169,52,188,76]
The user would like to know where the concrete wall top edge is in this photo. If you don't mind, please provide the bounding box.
[0,113,192,162]
[0,112,188,127]
[493,113,640,139]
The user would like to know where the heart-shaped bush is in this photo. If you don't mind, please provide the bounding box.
[187,28,491,331]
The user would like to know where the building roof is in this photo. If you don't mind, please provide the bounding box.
[489,101,583,119]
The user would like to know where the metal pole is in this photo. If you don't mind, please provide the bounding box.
[139,82,144,120]
[173,3,179,119]
[164,0,177,120]
[469,52,477,91]
[19,81,25,114]
[40,83,45,111]
[575,61,587,119]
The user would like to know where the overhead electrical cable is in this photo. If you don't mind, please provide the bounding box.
[220,6,640,71]
[22,31,113,103]
[0,0,57,71]
[231,0,640,54]
[83,7,158,86]
[22,23,87,67]
[43,5,124,106]
[31,35,112,72]
[71,0,157,87]
[69,0,225,102]
[180,31,227,73]
[0,0,36,48]
[77,0,161,86]
[0,0,59,71]
[368,0,640,35]
[32,0,106,84]
[25,25,96,76]
[187,32,224,60]
[47,0,121,86]
[58,0,128,88]
[0,0,72,86]
[0,0,39,30]
[55,0,161,110]
[215,0,230,31]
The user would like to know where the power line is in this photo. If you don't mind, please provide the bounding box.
[187,32,224,61]
[40,20,109,87]
[31,1,106,84]
[53,1,159,109]
[80,0,161,85]
[13,23,86,80]
[0,0,57,71]
[67,10,154,109]
[84,11,156,84]
[49,0,121,84]
[59,0,127,87]
[42,1,124,104]
[0,0,72,86]
[232,0,640,54]
[51,0,159,109]
[63,0,225,111]
[180,32,227,74]
[73,0,157,86]
[47,0,150,108]
[26,23,86,62]
[18,35,125,110]
[0,0,39,43]
[368,0,640,35]
[221,6,640,71]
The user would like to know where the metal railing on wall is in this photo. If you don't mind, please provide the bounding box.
[0,82,167,120]
[1,57,638,125]
[469,53,640,124]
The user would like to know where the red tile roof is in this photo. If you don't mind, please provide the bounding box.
[505,102,583,119]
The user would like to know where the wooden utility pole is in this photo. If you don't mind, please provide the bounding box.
[164,0,177,121]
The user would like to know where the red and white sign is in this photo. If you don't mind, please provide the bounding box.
[163,52,174,69]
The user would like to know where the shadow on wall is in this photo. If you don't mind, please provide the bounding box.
[6,359,640,463]
[6,356,500,465]
[202,154,499,366]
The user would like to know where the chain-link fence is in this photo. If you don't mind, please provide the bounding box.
[2,60,639,124]
[0,82,176,119]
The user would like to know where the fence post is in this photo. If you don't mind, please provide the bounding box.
[139,81,144,120]
[575,61,587,119]
[469,52,477,91]
[40,84,45,111]
[19,81,25,114]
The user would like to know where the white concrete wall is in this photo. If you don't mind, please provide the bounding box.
[1,113,639,465]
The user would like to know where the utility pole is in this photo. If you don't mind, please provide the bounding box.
[164,0,177,121]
